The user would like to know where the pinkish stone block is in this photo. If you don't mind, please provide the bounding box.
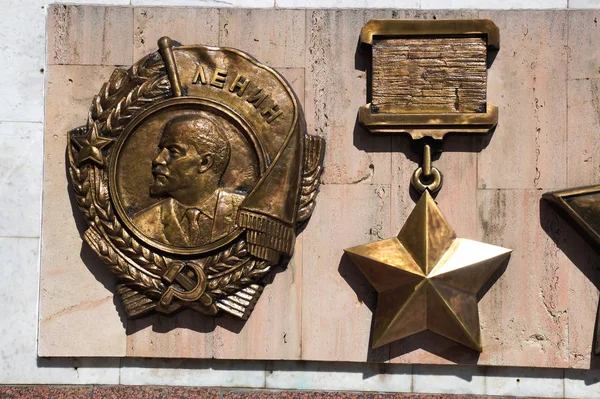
[47,5,133,66]
[475,189,570,368]
[305,10,390,186]
[39,65,127,357]
[300,183,391,362]
[220,9,306,69]
[569,11,600,81]
[279,68,306,109]
[566,78,600,187]
[126,313,215,358]
[133,8,220,60]
[479,11,568,191]
[213,243,302,360]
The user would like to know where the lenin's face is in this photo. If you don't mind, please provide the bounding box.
[150,122,208,197]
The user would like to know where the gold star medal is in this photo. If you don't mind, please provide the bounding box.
[345,187,511,351]
[350,19,511,351]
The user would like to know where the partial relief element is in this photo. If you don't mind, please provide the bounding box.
[544,185,600,355]
[544,185,600,250]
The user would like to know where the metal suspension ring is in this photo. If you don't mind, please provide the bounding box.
[411,166,443,194]
[411,143,443,194]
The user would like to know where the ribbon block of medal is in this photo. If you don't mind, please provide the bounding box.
[346,19,512,352]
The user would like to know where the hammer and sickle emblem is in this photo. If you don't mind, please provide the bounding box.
[157,261,212,312]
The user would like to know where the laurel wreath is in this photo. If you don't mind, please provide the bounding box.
[67,52,273,317]
[203,240,271,296]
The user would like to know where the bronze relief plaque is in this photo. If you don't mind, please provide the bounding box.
[67,37,325,320]
[359,19,499,139]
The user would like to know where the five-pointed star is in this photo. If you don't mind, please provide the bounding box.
[71,123,114,166]
[345,191,511,352]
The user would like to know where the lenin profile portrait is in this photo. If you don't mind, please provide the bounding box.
[132,114,244,248]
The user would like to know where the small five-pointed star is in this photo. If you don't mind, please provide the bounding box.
[345,191,511,351]
[71,123,114,167]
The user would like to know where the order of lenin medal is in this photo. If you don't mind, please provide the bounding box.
[346,20,511,351]
[67,37,325,320]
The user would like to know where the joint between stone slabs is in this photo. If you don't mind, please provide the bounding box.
[0,121,44,124]
[0,385,556,398]
[0,235,41,239]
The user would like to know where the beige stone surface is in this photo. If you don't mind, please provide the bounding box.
[568,11,600,81]
[476,189,571,368]
[47,5,133,66]
[220,9,306,69]
[434,141,479,239]
[214,245,303,360]
[304,10,390,186]
[40,6,600,367]
[479,11,568,190]
[39,65,127,357]
[390,135,417,236]
[300,183,391,362]
[133,8,220,60]
[566,79,600,187]
[279,68,306,109]
[126,313,215,358]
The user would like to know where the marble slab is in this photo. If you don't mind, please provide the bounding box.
[0,122,43,237]
[412,365,486,395]
[39,6,600,368]
[0,0,45,122]
[570,0,600,8]
[265,361,412,392]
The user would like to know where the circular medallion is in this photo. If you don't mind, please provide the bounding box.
[109,97,266,255]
